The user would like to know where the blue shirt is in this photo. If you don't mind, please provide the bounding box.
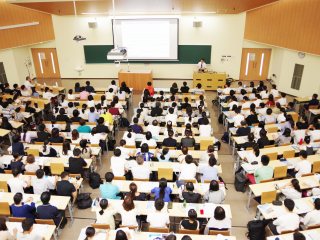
[99,183,120,199]
[88,112,99,123]
[77,125,91,133]
[151,187,172,202]
[11,203,36,219]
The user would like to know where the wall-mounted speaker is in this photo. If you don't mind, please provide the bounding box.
[193,21,202,28]
[88,22,97,29]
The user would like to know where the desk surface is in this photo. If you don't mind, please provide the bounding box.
[0,128,11,137]
[238,145,296,160]
[6,222,56,240]
[267,228,320,240]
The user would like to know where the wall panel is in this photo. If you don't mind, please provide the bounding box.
[244,0,320,55]
[0,3,55,49]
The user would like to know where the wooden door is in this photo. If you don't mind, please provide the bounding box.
[31,48,60,79]
[240,48,271,81]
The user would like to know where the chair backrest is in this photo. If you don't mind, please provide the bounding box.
[273,166,288,179]
[182,179,197,183]
[4,170,12,174]
[0,181,8,192]
[260,178,274,183]
[124,145,136,149]
[265,152,278,161]
[114,176,126,180]
[34,141,44,145]
[50,162,65,175]
[148,227,170,233]
[264,145,276,149]
[301,173,314,177]
[282,150,295,159]
[9,217,26,222]
[178,229,200,234]
[35,219,55,225]
[119,225,138,230]
[0,202,11,216]
[200,140,213,151]
[208,229,230,236]
[158,168,173,181]
[309,105,319,110]
[24,172,36,176]
[261,190,277,204]
[312,161,320,174]
[92,224,110,230]
[279,143,290,146]
[166,146,176,150]
[133,178,149,182]
[306,224,320,230]
[280,229,298,234]
[26,148,40,156]
[267,127,279,133]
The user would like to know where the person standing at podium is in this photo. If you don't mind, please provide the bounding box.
[197,58,207,72]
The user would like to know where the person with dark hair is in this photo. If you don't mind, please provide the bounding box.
[115,229,133,240]
[11,193,36,219]
[295,150,311,177]
[232,107,245,127]
[177,146,189,163]
[179,155,197,180]
[74,82,81,93]
[204,180,225,204]
[25,154,40,173]
[180,209,199,230]
[130,117,143,134]
[180,81,190,93]
[150,101,163,117]
[156,147,171,162]
[236,120,251,136]
[147,198,170,228]
[199,156,218,182]
[275,128,292,146]
[37,124,51,142]
[7,168,30,194]
[32,169,54,195]
[308,93,319,107]
[95,117,110,134]
[68,148,87,175]
[280,178,302,199]
[131,155,150,180]
[293,232,306,240]
[56,171,77,203]
[266,94,275,107]
[253,155,273,184]
[11,135,25,156]
[17,218,42,239]
[181,130,195,148]
[165,234,177,240]
[10,153,24,172]
[302,198,320,227]
[145,81,155,96]
[84,226,95,240]
[77,119,91,133]
[119,195,139,226]
[129,182,146,201]
[162,130,177,148]
[257,129,270,148]
[49,128,64,143]
[93,198,116,229]
[151,178,172,202]
[170,82,179,94]
[205,206,231,234]
[79,139,92,159]
[56,108,70,122]
[79,87,90,100]
[85,81,95,93]
[0,217,17,239]
[99,172,120,199]
[140,131,157,147]
[136,143,154,162]
[111,148,128,177]
[182,182,201,203]
[269,199,299,235]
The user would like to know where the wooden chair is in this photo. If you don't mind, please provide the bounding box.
[312,161,320,173]
[0,181,8,192]
[119,225,138,230]
[178,229,200,234]
[35,219,55,225]
[166,147,176,150]
[24,172,36,176]
[34,141,44,145]
[148,227,169,233]
[280,229,298,234]
[208,230,230,236]
[283,150,295,159]
[261,190,277,204]
[91,224,110,230]
[264,145,276,148]
[125,145,136,149]
[267,127,279,133]
[4,170,12,174]
[133,178,149,181]
[265,152,278,161]
[69,174,81,179]
[158,168,173,181]
[260,178,274,183]
[114,176,126,180]
[26,148,40,156]
[9,217,26,222]
[50,163,65,175]
[273,166,288,179]
[306,224,320,230]
[200,140,213,151]
[302,173,314,177]
[182,179,197,183]
[279,143,290,146]
[50,143,63,146]
[0,202,11,216]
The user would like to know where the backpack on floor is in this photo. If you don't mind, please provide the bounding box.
[89,172,102,189]
[119,117,130,128]
[221,132,229,143]
[77,193,93,209]
[218,113,223,124]
[246,220,266,240]
[234,172,248,192]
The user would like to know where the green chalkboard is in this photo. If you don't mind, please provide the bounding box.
[83,45,211,64]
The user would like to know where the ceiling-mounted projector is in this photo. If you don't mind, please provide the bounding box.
[107,47,127,60]
[73,35,86,41]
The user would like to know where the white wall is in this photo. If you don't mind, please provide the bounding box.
[52,14,246,79]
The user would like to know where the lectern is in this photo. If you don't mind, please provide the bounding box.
[118,70,153,91]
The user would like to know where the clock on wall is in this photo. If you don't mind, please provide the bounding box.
[298,52,306,59]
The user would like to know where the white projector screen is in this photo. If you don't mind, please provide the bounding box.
[112,18,178,61]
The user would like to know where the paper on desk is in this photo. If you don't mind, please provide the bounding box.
[305,231,320,240]
[242,163,258,173]
[204,203,215,216]
[294,200,313,214]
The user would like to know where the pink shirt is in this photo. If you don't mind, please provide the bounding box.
[79,91,90,100]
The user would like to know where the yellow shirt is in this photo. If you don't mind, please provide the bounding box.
[100,112,113,125]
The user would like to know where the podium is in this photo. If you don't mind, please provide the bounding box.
[193,72,226,90]
[118,70,153,91]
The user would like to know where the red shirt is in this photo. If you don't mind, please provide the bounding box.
[109,107,120,115]
[145,85,155,96]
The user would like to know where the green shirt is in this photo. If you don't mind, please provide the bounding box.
[77,125,91,133]
[254,166,273,183]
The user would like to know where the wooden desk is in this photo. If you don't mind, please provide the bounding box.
[193,72,226,90]
[7,222,56,240]
[118,70,152,91]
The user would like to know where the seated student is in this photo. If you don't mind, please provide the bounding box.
[37,124,51,142]
[108,102,120,116]
[199,156,219,183]
[49,128,64,143]
[180,81,190,93]
[280,178,302,200]
[266,94,276,107]
[43,87,55,99]
[77,119,91,133]
[181,130,195,148]
[67,89,75,100]
[7,168,30,194]
[150,101,163,117]
[228,96,239,110]
[56,108,70,122]
[275,128,292,146]
[10,153,24,172]
[17,218,43,240]
[268,199,299,235]
[69,148,87,175]
[79,87,90,100]
[199,145,216,164]
[24,154,40,173]
[99,172,120,199]
[131,155,150,180]
[107,80,118,93]
[165,108,177,125]
[257,130,270,148]
[145,81,155,96]
[302,198,320,227]
[232,107,245,127]
[276,92,287,106]
[262,108,276,124]
[11,135,25,156]
[308,93,319,108]
[257,102,268,116]
[129,182,147,201]
[130,117,143,134]
[241,96,252,109]
[0,116,12,131]
[177,146,189,163]
[181,97,191,110]
[95,117,110,134]
[119,195,140,227]
[74,82,81,93]
[140,131,157,148]
[147,198,170,228]
[87,107,99,123]
[110,148,128,177]
[285,101,295,112]
[70,109,82,123]
[239,132,256,150]
[169,82,179,94]
[181,182,201,203]
[10,193,36,219]
[85,80,95,93]
[0,217,17,239]
[156,148,171,162]
[205,206,231,234]
[40,140,58,157]
[244,143,262,164]
[270,84,279,97]
[236,120,251,136]
[79,139,93,160]
[162,130,177,148]
[136,143,154,162]
[56,171,77,203]
[146,120,161,138]
[180,209,199,230]
[32,169,54,195]
[151,178,172,202]
[93,198,116,229]
[294,150,311,177]
[106,87,115,100]
[252,155,273,184]
[204,180,225,204]
[198,112,209,126]
[199,118,212,137]
[37,191,65,227]
[14,107,27,123]
[179,155,197,180]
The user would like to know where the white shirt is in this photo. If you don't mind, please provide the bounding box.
[147,210,170,228]
[24,80,35,89]
[43,91,56,99]
[32,177,51,195]
[295,159,312,177]
[25,163,40,173]
[110,156,127,176]
[105,92,115,100]
[241,101,251,109]
[107,84,118,93]
[281,187,302,199]
[277,97,287,106]
[67,94,75,100]
[270,89,279,98]
[197,61,206,69]
[308,130,320,142]
[222,87,230,95]
[303,209,320,226]
[140,138,157,147]
[179,163,197,180]
[116,146,131,159]
[7,177,27,194]
[199,125,212,137]
[273,212,299,234]
[277,113,286,123]
[89,133,102,144]
[205,217,231,234]
[263,115,276,124]
[232,114,245,127]
[165,114,177,125]
[87,100,95,108]
[131,164,150,179]
[147,125,161,137]
[293,130,306,144]
[95,208,117,229]
[228,101,238,110]
[253,99,262,108]
[123,132,136,146]
[119,208,138,226]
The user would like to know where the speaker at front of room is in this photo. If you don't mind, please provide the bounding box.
[193,21,202,28]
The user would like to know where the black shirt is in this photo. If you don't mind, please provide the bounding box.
[10,161,24,172]
[68,157,87,174]
[85,86,95,93]
[151,107,163,117]
[180,219,198,230]
[12,142,25,156]
[56,114,70,122]
[170,87,178,94]
[246,114,259,126]
[57,180,76,197]
[182,192,201,203]
[236,127,251,137]
[181,137,195,148]
[70,116,82,123]
[132,193,147,201]
[162,137,177,147]
[49,136,64,143]
[257,137,270,148]
[96,124,109,134]
[180,86,190,93]
[37,131,50,142]
[37,204,60,225]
